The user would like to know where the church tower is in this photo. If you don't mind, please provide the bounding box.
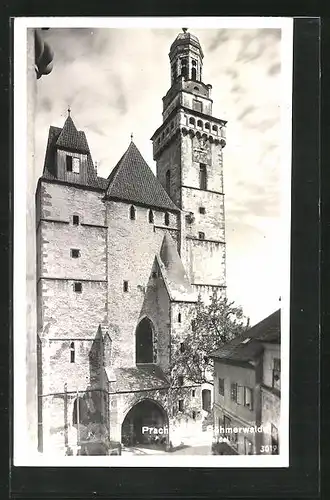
[151,29,227,301]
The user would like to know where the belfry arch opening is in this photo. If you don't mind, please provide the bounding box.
[135,317,154,364]
[121,399,169,448]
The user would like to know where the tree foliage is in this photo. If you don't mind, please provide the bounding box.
[171,292,250,386]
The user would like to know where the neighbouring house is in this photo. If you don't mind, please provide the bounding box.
[35,29,228,455]
[210,309,281,455]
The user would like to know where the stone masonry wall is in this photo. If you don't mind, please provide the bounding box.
[105,200,179,368]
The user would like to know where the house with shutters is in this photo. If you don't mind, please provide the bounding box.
[36,28,228,455]
[210,309,281,455]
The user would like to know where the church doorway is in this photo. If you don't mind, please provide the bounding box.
[121,399,169,449]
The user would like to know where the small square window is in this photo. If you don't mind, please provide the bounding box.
[199,207,206,214]
[73,215,79,225]
[66,156,73,172]
[123,280,129,292]
[198,232,205,240]
[71,249,80,258]
[74,282,82,293]
[178,399,184,412]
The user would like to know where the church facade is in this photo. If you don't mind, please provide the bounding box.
[36,29,227,455]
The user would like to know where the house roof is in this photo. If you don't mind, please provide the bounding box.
[105,141,179,212]
[157,233,197,303]
[210,309,280,364]
[110,364,170,392]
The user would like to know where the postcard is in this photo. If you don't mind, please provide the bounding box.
[13,16,292,467]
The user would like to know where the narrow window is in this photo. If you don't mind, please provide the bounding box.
[231,382,238,403]
[179,342,185,353]
[272,358,281,390]
[129,205,136,220]
[70,342,75,363]
[148,210,154,223]
[202,389,211,411]
[165,170,171,195]
[181,58,188,79]
[191,319,196,331]
[189,117,195,126]
[192,389,196,397]
[66,156,73,172]
[212,125,218,133]
[218,378,224,396]
[178,375,184,386]
[71,248,80,258]
[74,282,82,293]
[244,387,253,410]
[199,207,206,214]
[191,67,197,80]
[205,122,210,130]
[198,232,205,240]
[164,212,170,226]
[199,164,207,190]
[192,410,196,420]
[178,313,182,323]
[123,280,129,292]
[178,399,184,412]
[73,215,79,225]
[197,119,203,128]
[72,157,80,174]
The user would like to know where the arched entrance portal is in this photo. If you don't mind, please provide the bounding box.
[121,400,169,448]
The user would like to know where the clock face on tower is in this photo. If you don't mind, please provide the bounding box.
[192,136,212,164]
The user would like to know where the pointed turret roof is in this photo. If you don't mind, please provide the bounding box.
[55,114,89,153]
[157,233,197,302]
[105,141,179,212]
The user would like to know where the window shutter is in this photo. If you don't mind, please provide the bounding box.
[237,385,244,405]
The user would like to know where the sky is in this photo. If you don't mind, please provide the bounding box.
[34,24,289,325]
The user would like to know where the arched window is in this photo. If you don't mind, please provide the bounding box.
[130,205,136,220]
[148,209,154,223]
[197,119,203,129]
[136,317,154,364]
[212,124,218,133]
[199,164,207,190]
[70,342,75,363]
[189,117,195,126]
[164,212,170,226]
[181,57,188,79]
[165,170,171,195]
[205,122,210,130]
[192,67,197,80]
[72,397,87,425]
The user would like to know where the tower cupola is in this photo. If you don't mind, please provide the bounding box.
[169,28,204,84]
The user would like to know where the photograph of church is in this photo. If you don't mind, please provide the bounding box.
[17,19,290,462]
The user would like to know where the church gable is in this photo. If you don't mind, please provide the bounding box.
[105,141,179,212]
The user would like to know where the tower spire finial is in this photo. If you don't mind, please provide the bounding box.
[67,104,71,116]
[130,132,133,142]
[182,27,188,33]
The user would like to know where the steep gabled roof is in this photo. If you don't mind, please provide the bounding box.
[210,309,281,364]
[157,233,197,303]
[41,119,101,189]
[55,115,89,153]
[105,141,179,212]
